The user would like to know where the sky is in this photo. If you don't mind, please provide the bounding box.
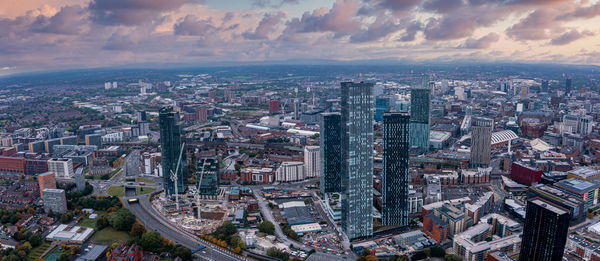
[1,0,600,74]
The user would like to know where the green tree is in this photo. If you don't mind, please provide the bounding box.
[444,254,463,261]
[267,247,289,260]
[130,223,146,238]
[430,246,446,257]
[57,253,70,261]
[28,233,43,247]
[228,235,246,250]
[141,231,162,250]
[213,221,237,237]
[108,208,136,231]
[258,221,275,235]
[172,245,192,261]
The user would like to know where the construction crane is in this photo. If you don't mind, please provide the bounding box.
[196,158,207,223]
[170,142,185,214]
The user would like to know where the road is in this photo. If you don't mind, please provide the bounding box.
[124,194,247,261]
[252,189,310,251]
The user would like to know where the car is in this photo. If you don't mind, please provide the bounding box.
[128,198,139,203]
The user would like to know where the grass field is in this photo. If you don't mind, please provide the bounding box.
[106,186,125,197]
[90,227,131,245]
[78,211,107,229]
[136,186,156,195]
[135,177,156,183]
[28,242,51,260]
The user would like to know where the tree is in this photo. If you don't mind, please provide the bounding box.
[108,208,136,231]
[228,235,246,250]
[258,221,275,235]
[267,247,289,260]
[28,233,43,247]
[57,253,70,261]
[141,231,162,250]
[411,251,427,261]
[213,221,237,237]
[130,223,146,238]
[96,215,109,230]
[172,245,192,261]
[430,246,446,258]
[444,254,463,261]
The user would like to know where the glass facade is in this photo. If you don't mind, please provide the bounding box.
[197,158,220,195]
[519,198,570,261]
[470,117,493,168]
[341,82,374,240]
[320,112,342,195]
[410,87,431,150]
[382,112,410,226]
[159,107,184,195]
[374,97,390,122]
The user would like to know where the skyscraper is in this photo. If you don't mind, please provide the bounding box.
[470,117,493,168]
[374,97,390,122]
[382,112,410,227]
[410,78,431,151]
[159,107,184,195]
[341,82,374,239]
[197,158,219,196]
[320,112,342,195]
[541,80,549,92]
[519,197,570,261]
[565,77,572,95]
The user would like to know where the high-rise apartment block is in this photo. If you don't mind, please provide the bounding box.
[47,158,74,178]
[341,82,374,239]
[410,79,431,151]
[320,112,342,195]
[159,107,184,195]
[519,198,570,261]
[470,117,493,168]
[304,146,320,178]
[42,188,67,214]
[382,112,410,226]
[38,172,56,199]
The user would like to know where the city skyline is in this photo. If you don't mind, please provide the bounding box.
[2,0,600,74]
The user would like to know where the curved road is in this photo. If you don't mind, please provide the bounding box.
[123,194,247,261]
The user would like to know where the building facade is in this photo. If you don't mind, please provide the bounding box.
[303,146,320,178]
[470,117,493,167]
[42,188,67,214]
[47,158,74,178]
[519,197,570,261]
[382,112,410,226]
[409,82,431,150]
[320,113,342,195]
[38,172,56,199]
[159,107,184,195]
[196,158,219,196]
[276,162,305,182]
[341,82,374,239]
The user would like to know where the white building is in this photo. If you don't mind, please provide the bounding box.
[276,162,305,182]
[303,146,320,178]
[48,158,74,178]
[102,132,124,143]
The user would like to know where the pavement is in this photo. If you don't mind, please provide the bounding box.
[123,194,248,261]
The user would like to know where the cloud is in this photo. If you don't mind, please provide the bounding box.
[505,3,577,41]
[89,0,198,26]
[398,21,422,42]
[421,0,463,13]
[243,11,285,40]
[282,0,361,37]
[173,15,216,36]
[460,33,500,49]
[550,30,594,45]
[103,30,137,50]
[252,0,298,8]
[557,2,600,20]
[30,5,87,35]
[349,16,403,43]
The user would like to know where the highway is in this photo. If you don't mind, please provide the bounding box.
[124,194,248,261]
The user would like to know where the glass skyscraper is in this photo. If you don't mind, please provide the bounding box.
[409,79,431,151]
[382,112,410,227]
[320,112,342,195]
[159,107,184,195]
[374,97,390,122]
[519,197,570,261]
[341,82,374,240]
[197,158,219,196]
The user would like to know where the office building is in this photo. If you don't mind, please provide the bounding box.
[519,198,570,261]
[566,78,572,95]
[470,117,493,168]
[320,113,342,195]
[304,146,320,178]
[541,80,549,92]
[410,79,431,150]
[74,167,85,192]
[382,112,410,226]
[42,188,68,214]
[38,172,56,199]
[159,107,184,195]
[47,158,74,178]
[375,97,390,122]
[197,158,219,196]
[341,82,374,239]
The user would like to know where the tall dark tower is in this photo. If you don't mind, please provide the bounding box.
[319,112,342,195]
[159,107,184,195]
[341,82,374,240]
[565,78,572,95]
[470,117,493,168]
[382,112,410,227]
[541,80,549,93]
[519,197,570,261]
[410,76,431,151]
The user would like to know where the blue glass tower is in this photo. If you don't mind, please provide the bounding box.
[320,112,342,195]
[159,107,184,195]
[410,78,431,151]
[382,112,410,226]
